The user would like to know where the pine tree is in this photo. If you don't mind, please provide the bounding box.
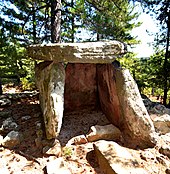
[81,0,141,44]
[135,0,170,105]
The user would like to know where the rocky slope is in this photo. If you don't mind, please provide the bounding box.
[0,87,170,174]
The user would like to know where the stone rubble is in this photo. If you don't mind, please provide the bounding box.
[152,114,170,134]
[159,145,170,158]
[2,130,22,148]
[94,140,170,174]
[42,139,62,157]
[142,95,170,135]
[66,135,88,146]
[86,124,122,142]
[0,117,19,134]
[0,95,11,106]
[21,115,31,122]
[94,140,149,174]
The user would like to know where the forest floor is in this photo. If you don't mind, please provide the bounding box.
[0,85,170,174]
[0,85,107,174]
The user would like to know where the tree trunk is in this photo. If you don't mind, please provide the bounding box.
[0,78,2,95]
[51,0,61,43]
[71,0,74,43]
[32,4,37,44]
[163,14,170,106]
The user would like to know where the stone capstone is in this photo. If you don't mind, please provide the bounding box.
[35,62,65,139]
[27,41,126,63]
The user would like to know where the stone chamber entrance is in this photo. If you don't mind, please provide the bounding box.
[58,63,111,146]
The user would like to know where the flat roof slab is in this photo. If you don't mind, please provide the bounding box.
[27,41,127,63]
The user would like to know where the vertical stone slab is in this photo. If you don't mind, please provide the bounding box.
[114,68,155,148]
[35,61,65,139]
[64,63,98,111]
[97,64,121,126]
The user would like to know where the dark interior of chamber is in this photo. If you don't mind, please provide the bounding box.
[57,63,111,146]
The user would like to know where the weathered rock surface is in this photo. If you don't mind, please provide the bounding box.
[21,115,31,122]
[3,91,39,100]
[43,140,62,157]
[97,64,121,126]
[151,104,167,114]
[27,41,126,63]
[35,62,65,139]
[86,124,121,142]
[0,117,18,134]
[94,140,149,174]
[64,63,98,111]
[0,95,11,106]
[142,95,170,116]
[66,135,88,146]
[97,64,155,148]
[0,167,9,174]
[160,133,170,144]
[46,157,71,174]
[152,114,170,134]
[159,145,170,158]
[2,131,22,148]
[156,133,170,159]
[114,68,155,148]
[142,95,170,135]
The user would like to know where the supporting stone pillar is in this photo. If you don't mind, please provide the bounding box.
[35,61,65,139]
[97,64,155,148]
[114,68,155,148]
[97,64,121,127]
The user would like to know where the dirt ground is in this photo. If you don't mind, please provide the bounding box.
[0,86,108,174]
[0,86,170,174]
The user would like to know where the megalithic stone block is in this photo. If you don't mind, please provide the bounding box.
[114,68,155,148]
[97,64,155,148]
[27,41,127,63]
[97,64,121,126]
[35,62,65,139]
